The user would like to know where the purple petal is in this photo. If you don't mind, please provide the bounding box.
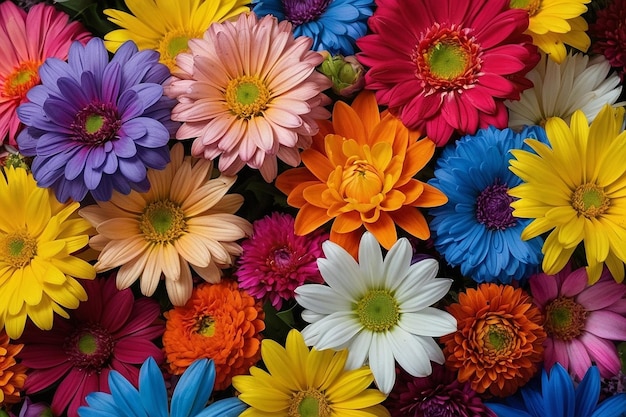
[102,153,119,174]
[113,136,137,158]
[121,118,169,147]
[585,310,626,340]
[125,84,163,117]
[55,176,88,203]
[117,90,143,121]
[80,71,100,102]
[102,61,122,103]
[83,164,103,190]
[57,77,90,109]
[89,145,107,169]
[42,99,79,132]
[38,58,72,95]
[91,177,113,201]
[136,146,170,170]
[36,132,76,156]
[64,148,88,181]
[560,267,589,297]
[75,38,108,80]
[17,102,47,127]
[118,156,147,183]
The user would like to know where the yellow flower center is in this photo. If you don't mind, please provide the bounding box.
[355,289,399,332]
[195,315,216,337]
[544,296,587,341]
[571,183,610,219]
[475,315,517,363]
[2,60,41,99]
[139,200,187,244]
[510,0,542,17]
[225,75,271,119]
[288,389,331,417]
[158,29,203,70]
[0,230,37,269]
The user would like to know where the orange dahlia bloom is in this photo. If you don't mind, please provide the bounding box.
[275,90,447,256]
[441,284,546,397]
[0,330,27,405]
[162,280,264,391]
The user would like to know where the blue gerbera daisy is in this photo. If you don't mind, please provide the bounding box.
[486,363,626,417]
[16,37,178,203]
[78,357,247,417]
[251,0,374,55]
[428,125,547,284]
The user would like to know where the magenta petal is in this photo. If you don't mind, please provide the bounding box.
[68,369,100,417]
[543,337,557,371]
[113,337,163,364]
[560,267,588,298]
[110,358,140,386]
[50,368,88,417]
[114,298,162,338]
[585,310,626,340]
[529,273,558,308]
[579,332,621,379]
[19,346,68,368]
[100,288,134,333]
[25,362,73,393]
[577,280,626,311]
[551,338,570,372]
[566,337,592,381]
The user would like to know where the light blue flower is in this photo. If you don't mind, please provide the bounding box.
[428,125,547,284]
[78,357,246,417]
[251,0,374,55]
[487,363,626,417]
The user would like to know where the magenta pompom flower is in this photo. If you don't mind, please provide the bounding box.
[356,0,538,146]
[530,264,626,381]
[590,0,626,80]
[235,212,327,309]
[17,278,164,417]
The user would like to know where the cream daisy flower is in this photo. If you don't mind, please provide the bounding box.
[506,52,622,129]
[79,143,252,305]
[295,232,457,394]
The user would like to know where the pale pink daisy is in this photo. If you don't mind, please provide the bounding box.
[164,12,332,182]
[530,264,626,381]
[0,2,90,147]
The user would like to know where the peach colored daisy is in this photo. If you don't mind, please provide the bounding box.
[165,12,331,182]
[79,143,252,306]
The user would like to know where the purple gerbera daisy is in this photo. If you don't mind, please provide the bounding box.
[16,37,177,202]
[235,212,327,309]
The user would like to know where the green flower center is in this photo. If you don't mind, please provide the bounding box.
[571,183,610,219]
[288,390,331,417]
[426,42,470,81]
[544,296,587,341]
[65,323,115,372]
[225,75,270,119]
[85,114,105,134]
[355,289,399,332]
[139,199,187,244]
[168,36,190,59]
[3,60,41,99]
[158,29,203,69]
[196,315,216,337]
[78,333,98,354]
[1,230,37,269]
[72,102,121,145]
[510,0,542,16]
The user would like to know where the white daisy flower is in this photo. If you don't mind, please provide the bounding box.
[294,232,457,394]
[506,52,622,129]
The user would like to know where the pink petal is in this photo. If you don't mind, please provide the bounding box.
[561,267,588,297]
[543,337,557,371]
[18,347,68,368]
[100,288,134,334]
[579,332,621,378]
[114,337,163,364]
[529,273,558,308]
[576,281,626,311]
[50,368,88,417]
[115,298,162,338]
[551,338,570,371]
[25,363,72,393]
[585,310,626,340]
[110,358,140,386]
[68,369,100,417]
[566,337,593,381]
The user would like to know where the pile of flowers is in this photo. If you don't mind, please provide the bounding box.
[1,0,626,416]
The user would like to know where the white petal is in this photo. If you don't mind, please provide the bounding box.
[398,307,458,337]
[368,332,397,394]
[358,232,384,287]
[388,327,432,377]
[318,241,364,301]
[301,309,327,324]
[396,278,452,311]
[300,311,361,351]
[383,238,412,292]
[414,335,446,365]
[295,284,352,315]
[345,330,373,370]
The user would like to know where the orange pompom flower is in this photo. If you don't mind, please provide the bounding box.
[162,280,264,391]
[275,90,447,257]
[441,284,546,397]
[0,330,27,405]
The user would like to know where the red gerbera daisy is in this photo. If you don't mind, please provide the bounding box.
[356,0,539,146]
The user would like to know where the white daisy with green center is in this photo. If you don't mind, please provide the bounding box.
[295,232,457,394]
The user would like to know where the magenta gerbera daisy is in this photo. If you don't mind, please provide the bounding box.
[16,277,164,417]
[235,212,327,309]
[530,263,626,381]
[356,0,539,146]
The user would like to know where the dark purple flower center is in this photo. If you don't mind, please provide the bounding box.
[71,102,121,145]
[281,0,332,25]
[267,246,299,273]
[475,180,516,230]
[64,322,115,372]
[544,296,588,341]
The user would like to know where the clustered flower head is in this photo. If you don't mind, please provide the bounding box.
[590,0,626,80]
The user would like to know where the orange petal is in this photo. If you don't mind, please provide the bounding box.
[333,211,364,233]
[400,138,436,183]
[301,148,335,182]
[275,168,317,195]
[286,181,322,208]
[397,180,424,205]
[363,211,397,250]
[330,227,363,259]
[294,204,332,235]
[332,100,366,142]
[390,206,430,239]
[312,120,335,153]
[351,90,381,136]
[325,134,349,167]
[380,189,406,211]
[414,182,448,208]
[302,183,332,208]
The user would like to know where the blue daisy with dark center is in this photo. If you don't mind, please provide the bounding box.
[428,125,547,284]
[251,0,374,55]
[16,37,178,202]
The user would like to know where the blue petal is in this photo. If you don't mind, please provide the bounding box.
[171,359,216,417]
[590,393,626,417]
[79,392,120,417]
[138,357,169,417]
[575,365,601,416]
[194,398,247,417]
[108,371,148,417]
[485,403,534,417]
[543,364,575,417]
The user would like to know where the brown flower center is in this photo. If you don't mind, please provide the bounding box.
[571,183,610,219]
[544,296,587,341]
[0,230,37,269]
[288,389,331,417]
[139,199,187,244]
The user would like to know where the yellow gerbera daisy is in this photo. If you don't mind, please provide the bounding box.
[0,167,95,339]
[509,104,626,284]
[79,143,253,306]
[232,329,390,417]
[103,0,249,71]
[510,0,591,63]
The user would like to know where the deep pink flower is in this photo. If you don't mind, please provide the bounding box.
[235,212,327,309]
[356,0,538,146]
[16,278,164,417]
[386,363,496,417]
[530,264,626,381]
[590,0,626,81]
